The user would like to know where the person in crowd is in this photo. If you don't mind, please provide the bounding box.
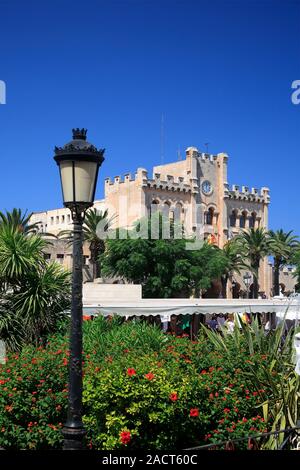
[217,313,226,330]
[208,314,218,331]
[225,314,235,333]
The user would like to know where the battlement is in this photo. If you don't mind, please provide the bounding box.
[104,167,196,194]
[228,184,270,203]
[186,147,229,165]
[105,168,146,187]
[147,172,194,193]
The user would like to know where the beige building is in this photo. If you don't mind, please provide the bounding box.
[31,146,297,298]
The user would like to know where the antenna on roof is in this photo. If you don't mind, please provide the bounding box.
[204,142,210,154]
[177,146,182,160]
[160,113,165,165]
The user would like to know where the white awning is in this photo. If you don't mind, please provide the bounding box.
[82,297,300,317]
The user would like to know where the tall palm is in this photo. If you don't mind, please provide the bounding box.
[268,229,299,296]
[84,209,115,280]
[58,208,115,280]
[235,228,270,298]
[0,208,40,234]
[220,239,248,298]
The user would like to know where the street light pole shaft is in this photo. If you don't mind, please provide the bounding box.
[63,214,86,449]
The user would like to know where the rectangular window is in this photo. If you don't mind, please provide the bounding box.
[50,217,54,225]
[56,216,59,224]
[57,254,64,264]
[44,253,51,261]
[62,215,65,223]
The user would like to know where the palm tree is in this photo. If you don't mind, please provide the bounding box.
[0,224,47,290]
[58,208,114,280]
[235,228,270,298]
[10,261,71,345]
[220,239,248,298]
[0,208,40,234]
[85,208,119,279]
[268,229,299,296]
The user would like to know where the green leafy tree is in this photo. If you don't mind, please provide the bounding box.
[268,229,299,296]
[101,214,227,298]
[292,249,300,293]
[235,228,270,298]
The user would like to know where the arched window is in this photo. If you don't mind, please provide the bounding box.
[162,201,171,218]
[205,207,214,225]
[229,210,237,227]
[174,203,184,223]
[150,200,159,216]
[240,211,246,229]
[249,212,256,228]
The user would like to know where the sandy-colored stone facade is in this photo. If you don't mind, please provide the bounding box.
[30,147,297,297]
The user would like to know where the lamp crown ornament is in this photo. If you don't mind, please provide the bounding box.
[54,129,105,158]
[72,128,87,140]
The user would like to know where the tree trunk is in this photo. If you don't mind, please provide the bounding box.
[273,259,280,296]
[252,264,259,299]
[221,275,228,299]
[90,245,101,280]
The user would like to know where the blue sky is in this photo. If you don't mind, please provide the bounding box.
[0,0,299,233]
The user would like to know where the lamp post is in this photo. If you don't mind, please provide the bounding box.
[243,272,252,299]
[54,128,105,449]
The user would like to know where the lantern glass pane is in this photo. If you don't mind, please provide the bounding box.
[60,161,74,204]
[74,161,98,203]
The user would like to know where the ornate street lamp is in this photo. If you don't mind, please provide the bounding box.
[54,128,105,449]
[243,272,252,299]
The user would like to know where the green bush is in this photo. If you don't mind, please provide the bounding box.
[0,319,292,450]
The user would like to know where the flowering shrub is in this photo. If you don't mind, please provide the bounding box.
[0,319,277,450]
[0,335,68,449]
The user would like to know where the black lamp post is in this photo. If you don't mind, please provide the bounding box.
[243,272,252,299]
[54,129,105,449]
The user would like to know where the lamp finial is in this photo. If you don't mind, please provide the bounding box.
[72,128,87,140]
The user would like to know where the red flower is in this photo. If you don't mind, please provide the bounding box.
[63,358,68,366]
[190,408,199,417]
[120,431,131,445]
[127,368,136,377]
[215,392,219,397]
[223,408,230,414]
[225,389,230,394]
[145,372,154,381]
[242,417,248,423]
[209,393,214,399]
[169,392,178,402]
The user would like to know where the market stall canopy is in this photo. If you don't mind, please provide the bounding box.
[83,296,300,318]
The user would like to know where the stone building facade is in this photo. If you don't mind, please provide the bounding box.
[30,146,296,298]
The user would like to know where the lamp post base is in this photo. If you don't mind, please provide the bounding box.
[62,425,86,450]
